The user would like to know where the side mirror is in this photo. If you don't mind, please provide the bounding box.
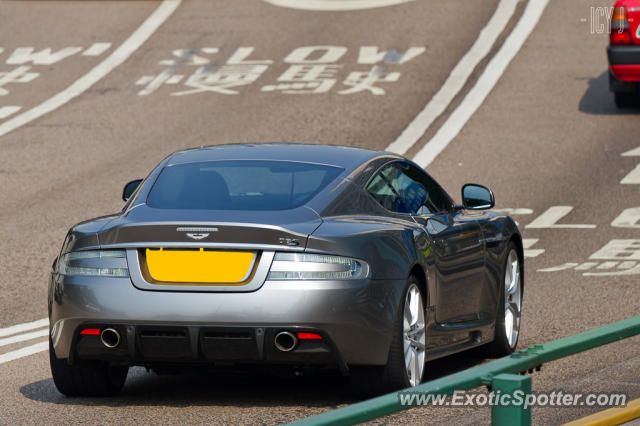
[461,183,495,210]
[122,179,143,202]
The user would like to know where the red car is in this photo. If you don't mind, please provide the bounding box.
[609,1,640,107]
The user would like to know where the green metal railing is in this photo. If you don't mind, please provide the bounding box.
[290,315,640,426]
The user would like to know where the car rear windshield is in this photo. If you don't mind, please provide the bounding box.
[146,160,344,210]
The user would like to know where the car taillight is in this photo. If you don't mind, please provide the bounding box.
[57,250,129,277]
[611,6,633,45]
[266,253,369,280]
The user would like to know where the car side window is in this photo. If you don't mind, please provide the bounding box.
[406,164,452,215]
[366,162,451,215]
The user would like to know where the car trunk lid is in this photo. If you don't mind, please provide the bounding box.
[98,206,320,247]
[96,206,321,291]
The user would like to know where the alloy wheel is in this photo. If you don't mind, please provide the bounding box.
[403,283,426,386]
[504,249,522,348]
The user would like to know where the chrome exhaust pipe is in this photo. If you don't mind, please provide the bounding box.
[274,331,297,352]
[100,328,121,348]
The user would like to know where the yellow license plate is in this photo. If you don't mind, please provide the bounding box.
[145,248,256,284]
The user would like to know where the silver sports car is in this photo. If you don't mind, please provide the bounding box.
[48,143,524,396]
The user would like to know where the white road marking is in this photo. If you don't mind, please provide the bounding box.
[0,0,181,138]
[525,206,596,229]
[621,145,640,183]
[523,238,544,258]
[538,263,579,272]
[6,47,82,65]
[263,0,414,11]
[597,261,618,269]
[589,239,640,260]
[612,207,640,228]
[0,106,21,119]
[0,341,48,366]
[387,0,518,155]
[0,328,48,347]
[82,42,112,56]
[357,46,426,65]
[539,260,640,275]
[575,262,598,270]
[227,47,274,65]
[584,264,640,276]
[412,0,550,167]
[284,46,347,64]
[0,318,47,338]
[621,163,640,184]
[139,45,422,96]
[158,47,220,66]
[0,66,39,95]
[524,250,544,258]
[494,208,533,215]
[622,146,640,156]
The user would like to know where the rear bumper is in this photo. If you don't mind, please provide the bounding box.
[49,274,404,368]
[608,46,640,82]
[71,323,344,371]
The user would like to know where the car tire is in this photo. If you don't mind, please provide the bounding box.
[614,91,638,109]
[49,337,128,396]
[351,275,426,396]
[483,242,522,358]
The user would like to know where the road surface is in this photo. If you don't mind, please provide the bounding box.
[0,0,638,424]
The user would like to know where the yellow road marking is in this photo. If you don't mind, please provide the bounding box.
[563,397,640,426]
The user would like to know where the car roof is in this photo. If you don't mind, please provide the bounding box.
[166,143,398,170]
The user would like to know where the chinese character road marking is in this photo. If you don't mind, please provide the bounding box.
[538,240,640,275]
[227,47,274,65]
[575,262,598,270]
[138,47,273,96]
[136,70,184,96]
[158,48,220,66]
[0,0,181,138]
[6,47,83,65]
[612,207,640,229]
[82,43,112,57]
[621,164,640,184]
[622,146,640,157]
[538,261,640,275]
[589,239,640,260]
[523,238,544,258]
[262,64,341,94]
[0,106,21,119]
[172,64,270,96]
[621,145,640,184]
[284,46,347,64]
[0,66,39,96]
[538,263,579,272]
[136,45,427,96]
[338,65,400,95]
[584,267,640,276]
[357,46,426,64]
